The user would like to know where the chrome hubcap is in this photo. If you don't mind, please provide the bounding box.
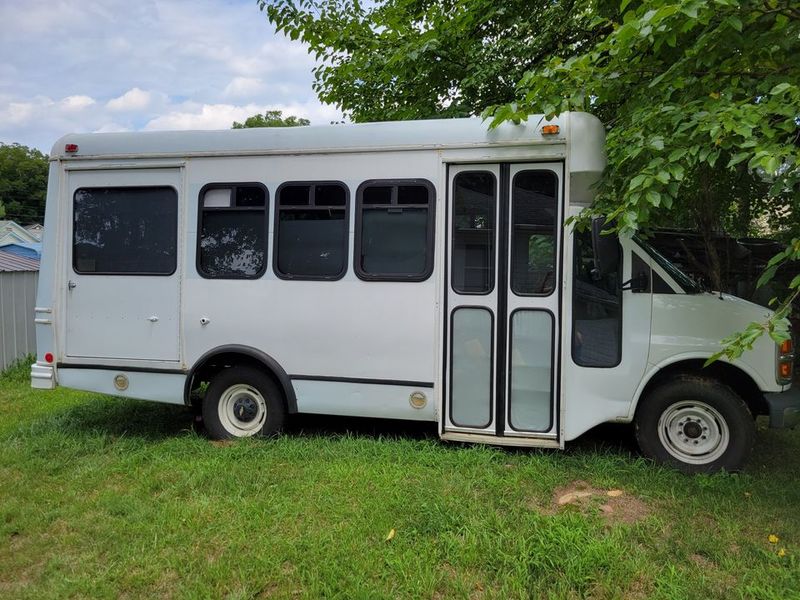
[657,400,729,465]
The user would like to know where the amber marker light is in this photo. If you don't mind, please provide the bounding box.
[779,339,793,355]
[541,124,560,135]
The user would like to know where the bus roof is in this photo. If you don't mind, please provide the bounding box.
[51,112,605,162]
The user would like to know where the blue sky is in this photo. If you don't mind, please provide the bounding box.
[0,0,341,152]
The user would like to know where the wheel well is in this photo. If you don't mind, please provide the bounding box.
[637,360,767,418]
[184,347,297,413]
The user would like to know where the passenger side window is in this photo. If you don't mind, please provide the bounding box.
[572,230,622,367]
[355,180,435,281]
[198,184,267,279]
[73,186,178,275]
[274,182,348,280]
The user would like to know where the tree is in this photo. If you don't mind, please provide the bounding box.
[260,0,800,358]
[482,0,800,358]
[259,0,614,122]
[0,143,49,225]
[232,110,310,128]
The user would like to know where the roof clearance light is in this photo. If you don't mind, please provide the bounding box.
[65,143,78,153]
[541,125,560,135]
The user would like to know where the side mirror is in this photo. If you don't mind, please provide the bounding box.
[590,217,620,278]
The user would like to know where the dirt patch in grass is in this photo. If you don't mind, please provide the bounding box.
[689,553,717,569]
[209,440,234,448]
[546,480,650,524]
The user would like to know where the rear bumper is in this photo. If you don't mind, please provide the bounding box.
[30,363,55,389]
[764,387,800,429]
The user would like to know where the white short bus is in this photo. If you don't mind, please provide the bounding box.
[31,112,799,472]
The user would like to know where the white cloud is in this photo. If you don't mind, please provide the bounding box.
[224,77,267,99]
[0,0,342,151]
[107,88,152,112]
[144,103,259,130]
[94,123,130,134]
[145,101,342,131]
[61,95,96,111]
[4,101,37,125]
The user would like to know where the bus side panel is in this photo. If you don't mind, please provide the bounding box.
[182,151,441,420]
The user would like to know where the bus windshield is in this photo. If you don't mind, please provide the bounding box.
[633,236,704,294]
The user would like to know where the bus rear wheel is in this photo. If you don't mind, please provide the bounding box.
[634,375,755,474]
[202,366,286,440]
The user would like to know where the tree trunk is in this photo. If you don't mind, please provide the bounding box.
[695,167,724,292]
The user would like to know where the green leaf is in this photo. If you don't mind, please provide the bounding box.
[757,265,778,289]
[727,153,749,168]
[629,174,647,190]
[770,83,791,95]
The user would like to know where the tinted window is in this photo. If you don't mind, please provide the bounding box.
[355,180,435,281]
[198,184,267,279]
[275,183,348,279]
[572,230,622,367]
[73,186,177,275]
[452,172,496,294]
[511,171,557,295]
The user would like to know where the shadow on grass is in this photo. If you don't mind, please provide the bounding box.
[40,395,645,462]
[25,396,197,442]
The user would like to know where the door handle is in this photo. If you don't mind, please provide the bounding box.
[68,280,77,290]
[147,315,159,322]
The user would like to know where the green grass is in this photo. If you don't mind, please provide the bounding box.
[0,361,798,599]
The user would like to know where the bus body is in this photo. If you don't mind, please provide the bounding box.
[31,113,799,472]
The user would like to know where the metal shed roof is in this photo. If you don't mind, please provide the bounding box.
[0,249,40,272]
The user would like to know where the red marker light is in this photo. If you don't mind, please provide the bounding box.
[65,143,78,153]
[44,352,54,363]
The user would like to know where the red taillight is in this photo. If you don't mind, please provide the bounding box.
[65,143,78,153]
[780,339,793,355]
[780,362,792,379]
[44,352,53,363]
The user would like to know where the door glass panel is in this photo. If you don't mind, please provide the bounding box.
[452,172,496,294]
[450,307,492,428]
[511,171,557,295]
[509,310,553,431]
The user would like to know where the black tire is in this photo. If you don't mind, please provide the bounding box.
[202,366,286,440]
[634,375,755,474]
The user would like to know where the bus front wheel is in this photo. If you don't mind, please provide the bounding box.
[634,375,755,473]
[202,366,286,440]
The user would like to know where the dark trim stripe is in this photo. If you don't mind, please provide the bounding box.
[57,362,186,374]
[290,374,434,388]
[495,163,510,436]
[441,164,451,436]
